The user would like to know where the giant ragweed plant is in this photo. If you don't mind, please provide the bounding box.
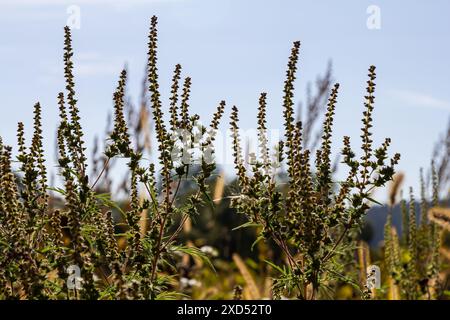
[0,16,223,300]
[229,42,400,299]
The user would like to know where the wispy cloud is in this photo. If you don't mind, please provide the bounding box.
[0,0,173,6]
[390,89,450,111]
[0,0,182,14]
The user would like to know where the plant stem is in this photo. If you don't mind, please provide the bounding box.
[90,157,110,189]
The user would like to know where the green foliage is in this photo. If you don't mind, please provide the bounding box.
[2,15,448,301]
[0,16,223,300]
[382,164,446,300]
[229,44,400,299]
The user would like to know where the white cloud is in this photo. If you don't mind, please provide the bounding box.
[390,90,450,111]
[0,0,172,6]
[0,0,185,20]
[0,0,183,14]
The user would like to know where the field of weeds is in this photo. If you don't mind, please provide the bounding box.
[0,10,449,301]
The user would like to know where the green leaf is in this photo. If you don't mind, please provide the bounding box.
[38,245,59,254]
[366,196,383,206]
[171,245,216,273]
[251,234,264,251]
[156,291,189,300]
[232,221,262,231]
[94,192,126,218]
[47,186,66,195]
[264,259,287,276]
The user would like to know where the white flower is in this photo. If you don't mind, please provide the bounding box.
[200,245,218,257]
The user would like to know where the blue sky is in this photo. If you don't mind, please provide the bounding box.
[0,0,449,202]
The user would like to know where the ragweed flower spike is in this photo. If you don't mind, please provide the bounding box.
[180,77,192,131]
[16,122,26,161]
[147,15,172,211]
[408,188,418,280]
[202,100,226,163]
[283,41,301,182]
[316,83,339,206]
[169,64,182,132]
[107,69,133,158]
[210,100,226,132]
[63,26,88,179]
[230,105,248,190]
[31,103,49,211]
[257,92,270,175]
[360,65,376,189]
